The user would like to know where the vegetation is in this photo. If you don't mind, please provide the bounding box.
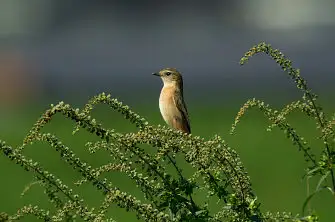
[0,42,333,221]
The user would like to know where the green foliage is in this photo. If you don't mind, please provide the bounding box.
[232,42,335,220]
[0,42,331,221]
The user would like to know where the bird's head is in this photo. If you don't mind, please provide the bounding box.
[153,68,183,86]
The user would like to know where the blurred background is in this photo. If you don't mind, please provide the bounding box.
[1,0,335,221]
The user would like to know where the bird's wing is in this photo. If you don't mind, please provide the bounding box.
[172,89,191,134]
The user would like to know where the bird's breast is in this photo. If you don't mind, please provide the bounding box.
[159,86,178,124]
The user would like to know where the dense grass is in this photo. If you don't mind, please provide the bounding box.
[0,99,334,221]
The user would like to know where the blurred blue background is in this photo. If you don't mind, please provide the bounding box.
[0,0,335,221]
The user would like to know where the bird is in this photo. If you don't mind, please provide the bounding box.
[153,68,191,134]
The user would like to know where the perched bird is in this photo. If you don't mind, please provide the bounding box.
[153,68,191,134]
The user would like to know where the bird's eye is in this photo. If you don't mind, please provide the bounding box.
[166,72,171,76]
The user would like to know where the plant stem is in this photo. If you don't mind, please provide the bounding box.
[305,92,335,191]
[166,153,198,215]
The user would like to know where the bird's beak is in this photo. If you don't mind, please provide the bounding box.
[152,72,160,76]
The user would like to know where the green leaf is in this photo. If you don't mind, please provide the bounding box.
[316,171,330,191]
[302,185,334,216]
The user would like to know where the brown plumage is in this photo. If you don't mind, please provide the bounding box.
[153,68,191,134]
